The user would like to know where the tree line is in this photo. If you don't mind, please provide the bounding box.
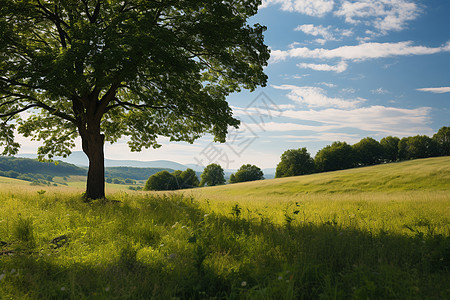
[275,126,449,178]
[144,163,265,191]
[138,126,450,190]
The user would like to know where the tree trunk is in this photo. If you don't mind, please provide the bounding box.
[82,128,105,200]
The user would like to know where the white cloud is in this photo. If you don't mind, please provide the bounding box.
[260,0,335,17]
[294,24,353,44]
[341,88,356,94]
[270,104,297,110]
[319,82,337,88]
[298,60,348,73]
[295,24,335,40]
[270,41,450,63]
[247,122,339,132]
[334,0,420,34]
[417,87,450,94]
[371,88,389,94]
[284,132,362,144]
[272,85,365,108]
[283,106,432,136]
[239,105,432,137]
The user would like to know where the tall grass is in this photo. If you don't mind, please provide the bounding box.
[0,191,448,299]
[0,157,449,298]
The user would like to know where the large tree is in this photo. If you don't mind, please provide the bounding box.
[0,0,269,199]
[352,137,383,166]
[200,163,225,187]
[314,141,355,172]
[275,148,315,178]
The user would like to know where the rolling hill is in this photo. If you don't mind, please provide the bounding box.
[185,156,450,202]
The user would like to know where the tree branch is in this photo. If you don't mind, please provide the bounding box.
[0,104,39,118]
[36,0,71,48]
[104,99,168,113]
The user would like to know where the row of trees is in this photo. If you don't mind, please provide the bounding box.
[144,163,266,191]
[275,126,449,178]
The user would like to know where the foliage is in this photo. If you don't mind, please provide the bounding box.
[200,163,225,187]
[433,126,450,156]
[398,135,439,160]
[0,0,270,199]
[380,136,400,162]
[179,168,200,189]
[144,168,199,191]
[315,141,355,172]
[144,170,178,191]
[352,137,384,166]
[230,164,264,183]
[275,148,315,178]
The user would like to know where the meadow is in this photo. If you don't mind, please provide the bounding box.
[0,157,449,299]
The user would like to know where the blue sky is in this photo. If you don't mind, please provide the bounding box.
[18,0,450,170]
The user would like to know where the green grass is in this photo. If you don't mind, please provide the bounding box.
[0,157,449,299]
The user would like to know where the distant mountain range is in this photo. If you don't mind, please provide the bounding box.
[18,151,276,178]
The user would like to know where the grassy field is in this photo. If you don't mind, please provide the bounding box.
[0,157,449,299]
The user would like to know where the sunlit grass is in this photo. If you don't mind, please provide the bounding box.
[0,157,449,298]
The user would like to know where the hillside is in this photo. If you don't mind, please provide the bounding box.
[0,156,86,177]
[186,156,450,202]
[105,166,175,180]
[19,151,191,169]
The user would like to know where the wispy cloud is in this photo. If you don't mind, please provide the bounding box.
[260,0,335,17]
[271,132,362,144]
[319,82,337,88]
[335,0,420,34]
[371,88,389,94]
[270,41,450,63]
[294,24,353,44]
[417,87,450,94]
[271,85,364,108]
[236,105,432,137]
[298,60,348,73]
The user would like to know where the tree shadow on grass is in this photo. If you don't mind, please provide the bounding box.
[1,194,449,299]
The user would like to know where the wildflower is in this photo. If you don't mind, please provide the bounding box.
[105,287,110,292]
[241,281,247,287]
[278,276,283,281]
[61,287,66,291]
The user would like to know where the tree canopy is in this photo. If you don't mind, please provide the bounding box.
[230,164,263,183]
[275,148,315,178]
[398,135,439,161]
[315,141,354,172]
[380,136,400,162]
[0,0,269,199]
[352,137,384,166]
[433,126,450,156]
[200,163,225,187]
